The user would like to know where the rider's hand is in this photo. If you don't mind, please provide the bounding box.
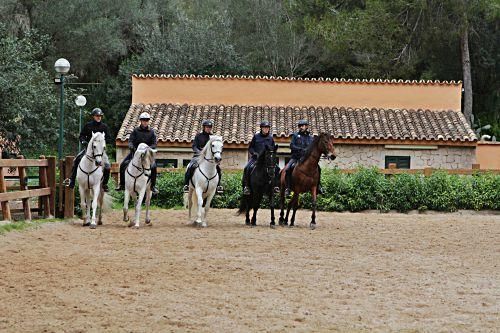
[252,153,258,159]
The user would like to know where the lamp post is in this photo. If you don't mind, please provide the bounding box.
[74,95,87,152]
[54,58,70,160]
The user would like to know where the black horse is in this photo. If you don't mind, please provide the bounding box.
[238,145,280,227]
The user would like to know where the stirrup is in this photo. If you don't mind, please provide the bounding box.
[216,185,224,194]
[285,188,291,197]
[183,185,190,193]
[273,186,280,194]
[152,186,159,195]
[63,178,71,186]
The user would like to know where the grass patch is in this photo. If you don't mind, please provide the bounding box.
[0,218,62,235]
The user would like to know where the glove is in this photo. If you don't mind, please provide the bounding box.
[129,146,135,153]
[252,153,259,159]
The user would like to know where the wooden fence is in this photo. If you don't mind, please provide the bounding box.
[0,156,56,221]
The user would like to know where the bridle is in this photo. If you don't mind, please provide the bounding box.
[192,139,222,193]
[79,137,105,190]
[204,139,223,163]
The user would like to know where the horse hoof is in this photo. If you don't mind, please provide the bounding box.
[123,217,129,222]
[251,224,256,228]
[97,221,103,225]
[310,223,316,230]
[201,222,207,228]
[134,225,140,229]
[245,221,250,226]
[288,224,295,228]
[145,219,151,225]
[128,222,134,228]
[270,224,275,229]
[82,222,90,227]
[89,224,96,229]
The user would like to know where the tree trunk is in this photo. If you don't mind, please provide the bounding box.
[461,25,473,125]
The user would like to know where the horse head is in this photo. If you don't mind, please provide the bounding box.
[88,132,106,166]
[263,144,278,180]
[136,143,156,177]
[318,133,336,161]
[206,136,224,164]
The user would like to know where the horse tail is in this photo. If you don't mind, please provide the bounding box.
[237,194,247,215]
[183,192,189,210]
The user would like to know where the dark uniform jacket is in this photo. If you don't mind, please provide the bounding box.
[248,132,275,158]
[290,130,313,160]
[192,132,211,155]
[79,120,110,144]
[128,126,157,150]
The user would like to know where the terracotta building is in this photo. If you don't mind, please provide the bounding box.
[116,74,478,169]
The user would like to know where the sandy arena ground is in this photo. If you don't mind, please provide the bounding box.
[0,209,499,332]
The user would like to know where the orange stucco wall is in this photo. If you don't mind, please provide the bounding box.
[476,142,500,169]
[131,76,462,111]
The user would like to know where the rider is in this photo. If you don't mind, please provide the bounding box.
[67,107,111,192]
[242,120,279,196]
[115,112,158,194]
[284,119,323,196]
[183,119,223,194]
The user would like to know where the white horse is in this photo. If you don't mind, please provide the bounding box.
[77,132,106,229]
[185,135,223,227]
[123,143,157,229]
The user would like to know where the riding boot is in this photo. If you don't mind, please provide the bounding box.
[68,151,84,189]
[183,165,192,193]
[150,166,158,195]
[242,167,251,195]
[116,164,126,191]
[285,167,293,197]
[102,167,110,192]
[216,165,223,194]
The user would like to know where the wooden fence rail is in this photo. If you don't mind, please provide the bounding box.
[0,156,56,221]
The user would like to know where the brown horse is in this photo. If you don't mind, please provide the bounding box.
[278,133,336,229]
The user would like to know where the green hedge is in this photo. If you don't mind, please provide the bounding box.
[109,167,500,212]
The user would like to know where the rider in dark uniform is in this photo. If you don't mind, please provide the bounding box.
[284,119,323,196]
[242,121,279,195]
[183,120,223,194]
[67,108,111,192]
[115,112,158,194]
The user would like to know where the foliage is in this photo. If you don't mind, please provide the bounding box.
[110,167,500,212]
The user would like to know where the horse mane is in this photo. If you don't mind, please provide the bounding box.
[195,135,222,164]
[298,135,321,164]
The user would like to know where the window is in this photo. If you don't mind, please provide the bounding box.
[156,159,178,168]
[385,156,410,169]
[182,159,191,167]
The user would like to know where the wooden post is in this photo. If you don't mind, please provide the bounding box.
[424,167,433,177]
[472,163,480,170]
[64,156,75,218]
[17,156,31,221]
[39,156,51,218]
[58,159,65,218]
[111,162,119,184]
[47,157,56,217]
[0,165,11,221]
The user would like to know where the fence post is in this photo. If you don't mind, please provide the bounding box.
[472,163,480,170]
[64,156,75,218]
[424,167,433,177]
[47,157,56,217]
[17,155,31,221]
[0,162,11,221]
[39,156,51,218]
[111,162,119,184]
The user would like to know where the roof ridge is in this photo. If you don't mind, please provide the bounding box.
[132,74,462,86]
[130,102,460,113]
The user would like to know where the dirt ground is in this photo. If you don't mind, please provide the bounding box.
[0,209,499,332]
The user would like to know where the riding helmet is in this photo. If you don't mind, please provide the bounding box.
[139,112,151,120]
[260,120,271,128]
[91,108,104,116]
[202,119,213,127]
[298,119,308,126]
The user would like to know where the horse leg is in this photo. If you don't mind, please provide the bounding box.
[89,186,100,229]
[145,188,152,226]
[251,192,263,227]
[270,191,276,229]
[202,191,215,228]
[133,190,146,229]
[310,188,317,230]
[123,188,130,223]
[97,186,104,225]
[195,187,204,225]
[187,187,193,222]
[79,187,89,227]
[245,196,251,226]
[289,193,299,227]
[85,190,92,226]
[278,186,286,226]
